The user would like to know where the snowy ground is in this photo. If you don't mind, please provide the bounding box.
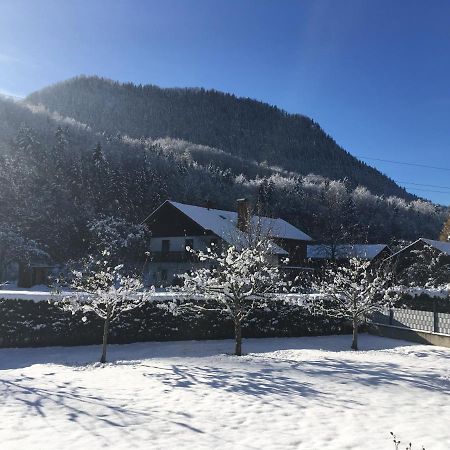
[1,335,449,450]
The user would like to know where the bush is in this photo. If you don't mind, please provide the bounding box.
[0,297,349,348]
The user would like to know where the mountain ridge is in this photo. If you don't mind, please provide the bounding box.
[26,75,413,200]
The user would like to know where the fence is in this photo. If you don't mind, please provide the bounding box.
[372,308,450,336]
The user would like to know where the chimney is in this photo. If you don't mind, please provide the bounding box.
[236,198,250,232]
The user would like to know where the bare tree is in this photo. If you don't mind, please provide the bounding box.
[440,216,450,243]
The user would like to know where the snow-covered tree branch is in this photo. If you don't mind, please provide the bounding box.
[0,225,48,283]
[308,258,397,350]
[55,250,155,363]
[394,244,450,300]
[170,239,287,356]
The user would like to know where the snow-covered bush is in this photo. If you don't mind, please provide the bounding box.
[55,250,154,363]
[394,243,450,300]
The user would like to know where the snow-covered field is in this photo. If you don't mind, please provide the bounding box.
[1,334,449,450]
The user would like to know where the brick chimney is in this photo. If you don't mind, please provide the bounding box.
[236,198,250,232]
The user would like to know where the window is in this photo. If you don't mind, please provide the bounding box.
[161,239,170,253]
[185,238,194,251]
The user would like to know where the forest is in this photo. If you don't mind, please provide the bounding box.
[0,78,448,265]
[27,75,415,199]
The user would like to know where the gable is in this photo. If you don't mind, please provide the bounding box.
[144,200,291,255]
[144,202,212,237]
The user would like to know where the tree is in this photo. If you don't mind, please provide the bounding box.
[312,180,368,260]
[395,243,450,300]
[440,216,450,243]
[87,216,151,268]
[56,251,154,363]
[309,258,395,350]
[172,239,286,356]
[0,226,48,282]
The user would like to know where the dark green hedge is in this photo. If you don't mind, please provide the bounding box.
[0,298,349,348]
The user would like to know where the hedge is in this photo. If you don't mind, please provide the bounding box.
[0,298,349,348]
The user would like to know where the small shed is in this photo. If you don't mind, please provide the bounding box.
[18,257,55,288]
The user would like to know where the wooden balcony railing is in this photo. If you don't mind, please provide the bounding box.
[150,251,199,263]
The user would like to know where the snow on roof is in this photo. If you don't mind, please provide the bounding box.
[169,201,312,241]
[165,201,311,254]
[420,238,450,256]
[387,238,450,261]
[307,244,388,260]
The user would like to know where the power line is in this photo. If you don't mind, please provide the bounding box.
[405,187,450,195]
[395,180,450,190]
[356,156,450,172]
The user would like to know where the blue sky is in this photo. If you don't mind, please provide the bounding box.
[1,0,449,204]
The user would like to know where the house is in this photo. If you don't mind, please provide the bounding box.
[307,244,391,265]
[386,238,450,281]
[143,199,313,285]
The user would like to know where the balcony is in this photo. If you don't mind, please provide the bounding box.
[150,251,199,263]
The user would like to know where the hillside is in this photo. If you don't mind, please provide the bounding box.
[0,94,446,262]
[26,76,413,200]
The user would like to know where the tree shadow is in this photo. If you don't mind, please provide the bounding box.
[0,374,211,444]
[250,353,450,396]
[143,363,329,407]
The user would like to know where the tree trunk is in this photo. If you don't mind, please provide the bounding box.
[351,318,358,351]
[234,318,242,356]
[100,314,110,363]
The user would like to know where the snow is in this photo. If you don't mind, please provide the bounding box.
[1,334,449,449]
[307,244,388,260]
[167,200,312,249]
[388,238,450,260]
[0,285,73,302]
[0,288,190,302]
[421,238,450,256]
